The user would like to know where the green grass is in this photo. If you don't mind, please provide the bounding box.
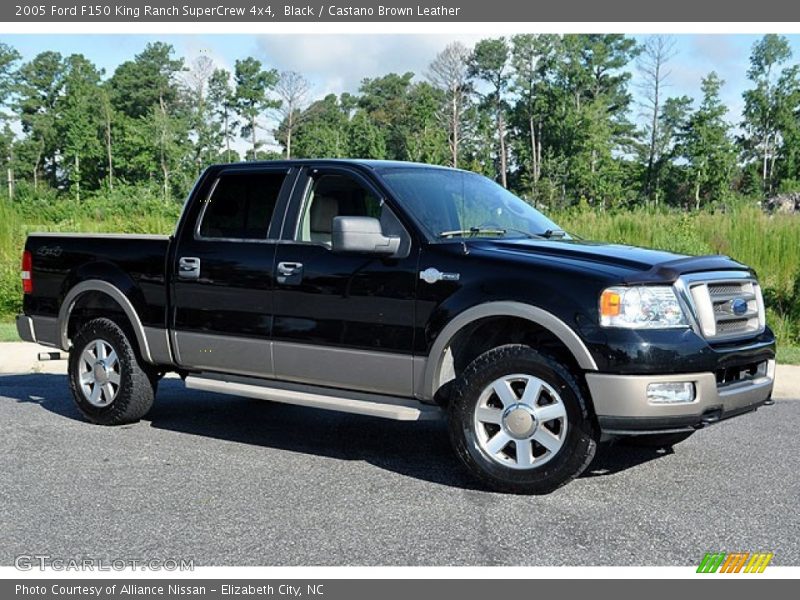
[777,346,800,365]
[553,204,800,354]
[0,186,180,322]
[553,204,800,295]
[0,320,19,342]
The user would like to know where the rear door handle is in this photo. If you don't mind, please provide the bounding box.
[178,256,201,280]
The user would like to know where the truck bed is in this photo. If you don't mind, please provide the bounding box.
[23,232,172,331]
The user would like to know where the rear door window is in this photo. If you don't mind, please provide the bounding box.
[198,171,287,240]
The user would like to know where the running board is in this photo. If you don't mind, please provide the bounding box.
[184,376,441,421]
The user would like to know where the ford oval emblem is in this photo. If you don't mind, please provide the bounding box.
[731,298,748,316]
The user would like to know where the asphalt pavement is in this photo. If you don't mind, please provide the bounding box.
[1,369,798,566]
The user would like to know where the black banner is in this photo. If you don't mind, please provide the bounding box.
[4,0,800,22]
[5,579,800,600]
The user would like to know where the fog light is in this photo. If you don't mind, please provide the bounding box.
[647,382,695,404]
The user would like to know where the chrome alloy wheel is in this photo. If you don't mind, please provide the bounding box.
[77,339,121,407]
[473,373,568,470]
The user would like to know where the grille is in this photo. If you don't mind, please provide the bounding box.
[708,283,745,296]
[685,277,765,341]
[715,360,769,387]
[716,318,749,333]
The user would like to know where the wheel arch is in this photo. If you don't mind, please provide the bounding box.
[58,279,153,363]
[420,301,598,402]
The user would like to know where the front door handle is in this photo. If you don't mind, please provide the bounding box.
[178,256,201,280]
[277,262,303,276]
[277,261,304,284]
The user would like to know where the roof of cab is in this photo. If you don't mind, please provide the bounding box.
[210,158,458,171]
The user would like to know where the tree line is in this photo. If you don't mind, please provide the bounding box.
[0,34,799,209]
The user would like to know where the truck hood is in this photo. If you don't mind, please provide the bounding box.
[473,238,750,283]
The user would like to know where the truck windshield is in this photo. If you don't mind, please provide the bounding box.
[377,167,565,241]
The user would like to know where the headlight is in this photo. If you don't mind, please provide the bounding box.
[599,286,688,329]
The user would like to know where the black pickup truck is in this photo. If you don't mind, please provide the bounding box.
[17,159,776,493]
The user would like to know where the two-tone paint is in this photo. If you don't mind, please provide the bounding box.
[18,159,776,432]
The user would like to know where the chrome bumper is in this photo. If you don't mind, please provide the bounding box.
[587,360,775,434]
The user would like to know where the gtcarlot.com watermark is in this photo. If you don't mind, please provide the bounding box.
[15,554,194,571]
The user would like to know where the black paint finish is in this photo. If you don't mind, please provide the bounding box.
[21,159,776,379]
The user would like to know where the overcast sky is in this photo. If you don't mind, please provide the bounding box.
[6,33,800,151]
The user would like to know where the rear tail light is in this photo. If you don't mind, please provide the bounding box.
[21,250,32,294]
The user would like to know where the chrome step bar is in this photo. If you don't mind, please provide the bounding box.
[185,376,441,421]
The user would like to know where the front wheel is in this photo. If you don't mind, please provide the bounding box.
[68,318,156,425]
[448,344,597,494]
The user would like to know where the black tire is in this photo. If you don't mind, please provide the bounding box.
[621,431,695,448]
[448,344,598,494]
[68,317,156,425]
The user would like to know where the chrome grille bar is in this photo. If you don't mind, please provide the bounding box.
[676,272,766,342]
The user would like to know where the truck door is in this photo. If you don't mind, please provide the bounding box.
[171,166,297,377]
[271,165,419,397]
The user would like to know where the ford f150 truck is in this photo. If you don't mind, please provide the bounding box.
[16,160,776,493]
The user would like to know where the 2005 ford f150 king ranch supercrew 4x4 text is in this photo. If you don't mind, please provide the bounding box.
[16,160,777,493]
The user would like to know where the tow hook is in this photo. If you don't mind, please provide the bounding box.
[700,409,722,426]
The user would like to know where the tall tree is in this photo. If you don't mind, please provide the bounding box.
[0,42,20,198]
[679,73,737,209]
[637,35,676,204]
[185,55,223,174]
[427,41,471,168]
[741,34,796,195]
[544,34,639,207]
[469,38,510,187]
[57,54,103,200]
[14,51,65,188]
[107,42,188,198]
[207,68,238,162]
[773,72,800,185]
[108,42,184,119]
[233,57,279,160]
[150,98,188,199]
[652,94,693,205]
[347,111,386,158]
[510,34,556,192]
[357,71,415,160]
[400,81,448,164]
[98,83,115,189]
[274,71,310,159]
[0,42,19,117]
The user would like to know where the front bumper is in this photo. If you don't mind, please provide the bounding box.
[587,360,775,434]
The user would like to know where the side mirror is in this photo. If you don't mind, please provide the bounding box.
[331,216,401,256]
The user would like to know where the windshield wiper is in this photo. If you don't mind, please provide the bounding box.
[438,227,541,239]
[438,227,507,238]
[538,229,568,239]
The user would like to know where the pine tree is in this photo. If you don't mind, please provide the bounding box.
[469,38,510,187]
[233,57,279,160]
[679,73,737,209]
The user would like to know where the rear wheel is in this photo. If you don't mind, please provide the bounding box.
[68,318,156,425]
[621,431,695,448]
[448,344,597,494]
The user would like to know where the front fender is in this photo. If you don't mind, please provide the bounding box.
[419,300,599,402]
